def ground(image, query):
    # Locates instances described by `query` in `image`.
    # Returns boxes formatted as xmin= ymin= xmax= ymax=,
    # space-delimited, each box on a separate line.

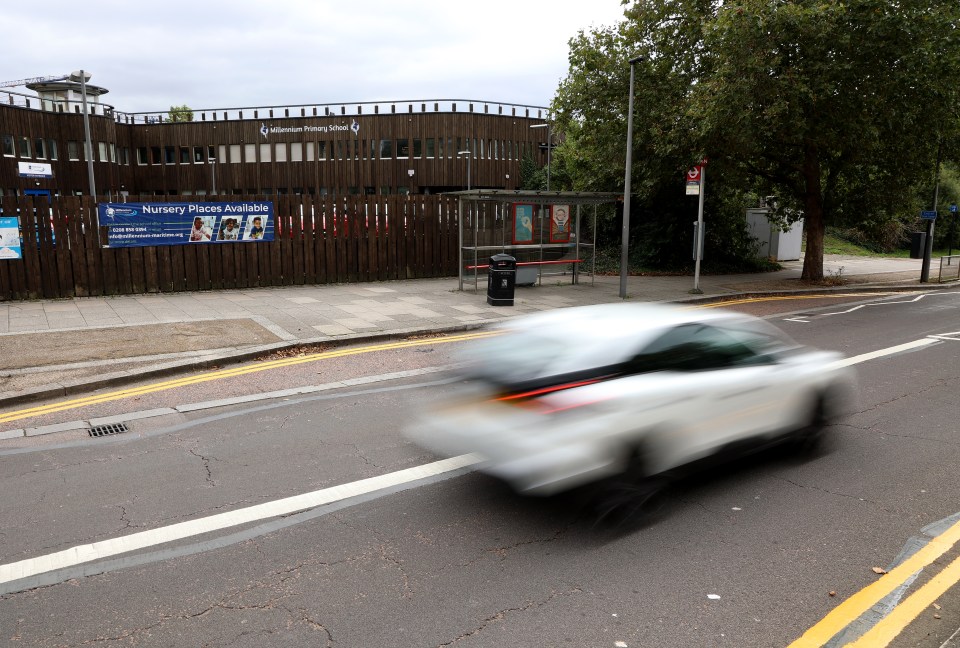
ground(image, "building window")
xmin=274 ymin=142 xmax=287 ymax=162
xmin=291 ymin=142 xmax=303 ymax=162
xmin=426 ymin=138 xmax=435 ymax=158
xmin=18 ymin=136 xmax=31 ymax=158
xmin=306 ymin=142 xmax=315 ymax=160
xmin=99 ymin=142 xmax=109 ymax=162
xmin=2 ymin=134 xmax=15 ymax=157
xmin=230 ymin=144 xmax=242 ymax=163
xmin=180 ymin=147 xmax=190 ymax=164
xmin=136 ymin=146 xmax=147 ymax=165
xmin=337 ymin=141 xmax=345 ymax=160
xmin=118 ymin=147 xmax=128 ymax=165
xmin=208 ymin=145 xmax=215 ymax=162
xmin=378 ymin=139 xmax=392 ymax=158
xmin=413 ymin=139 xmax=422 ymax=158
xmin=164 ymin=146 xmax=175 ymax=164
xmin=151 ymin=146 xmax=162 ymax=164
xmin=48 ymin=140 xmax=58 ymax=160
xmin=193 ymin=146 xmax=204 ymax=163
xmin=244 ymin=143 xmax=256 ymax=162
xmin=34 ymin=138 xmax=46 ymax=159
xmin=318 ymin=141 xmax=328 ymax=160
xmin=110 ymin=143 xmax=117 ymax=163
xmin=259 ymin=143 xmax=271 ymax=162
xmin=396 ymin=139 xmax=410 ymax=158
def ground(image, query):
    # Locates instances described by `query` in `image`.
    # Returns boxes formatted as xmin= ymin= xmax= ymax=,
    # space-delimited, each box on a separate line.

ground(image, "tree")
xmin=552 ymin=0 xmax=960 ymax=280
xmin=168 ymin=104 xmax=194 ymax=123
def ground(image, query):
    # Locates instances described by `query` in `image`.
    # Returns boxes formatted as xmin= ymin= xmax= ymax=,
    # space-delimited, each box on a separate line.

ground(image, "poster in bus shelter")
xmin=0 ymin=216 xmax=22 ymax=259
xmin=98 ymin=202 xmax=274 ymax=248
xmin=512 ymin=203 xmax=535 ymax=244
xmin=549 ymin=204 xmax=571 ymax=243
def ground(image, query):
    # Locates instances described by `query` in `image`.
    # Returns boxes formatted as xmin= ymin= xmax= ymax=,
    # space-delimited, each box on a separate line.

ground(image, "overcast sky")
xmin=1 ymin=1 xmax=626 ymax=115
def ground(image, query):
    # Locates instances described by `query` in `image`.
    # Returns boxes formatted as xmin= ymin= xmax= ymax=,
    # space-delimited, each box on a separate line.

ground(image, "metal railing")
xmin=938 ymin=255 xmax=960 ymax=283
xmin=2 ymin=87 xmax=548 ymax=126
xmin=115 ymin=99 xmax=549 ymax=125
xmin=1 ymin=89 xmax=117 ymax=117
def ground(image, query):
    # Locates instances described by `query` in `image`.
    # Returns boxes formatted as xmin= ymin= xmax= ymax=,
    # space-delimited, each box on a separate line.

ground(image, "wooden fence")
xmin=0 ymin=195 xmax=461 ymax=300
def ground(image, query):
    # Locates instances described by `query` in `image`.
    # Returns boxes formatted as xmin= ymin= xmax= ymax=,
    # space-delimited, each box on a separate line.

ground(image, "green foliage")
xmin=168 ymin=104 xmax=194 ymax=123
xmin=519 ymin=152 xmax=546 ymax=190
xmin=551 ymin=0 xmax=960 ymax=280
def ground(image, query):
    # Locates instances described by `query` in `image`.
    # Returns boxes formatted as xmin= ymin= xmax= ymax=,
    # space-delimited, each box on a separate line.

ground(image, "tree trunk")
xmin=800 ymin=142 xmax=825 ymax=281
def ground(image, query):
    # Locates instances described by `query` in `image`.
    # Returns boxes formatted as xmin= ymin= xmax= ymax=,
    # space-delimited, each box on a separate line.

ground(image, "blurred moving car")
xmin=406 ymin=303 xmax=854 ymax=497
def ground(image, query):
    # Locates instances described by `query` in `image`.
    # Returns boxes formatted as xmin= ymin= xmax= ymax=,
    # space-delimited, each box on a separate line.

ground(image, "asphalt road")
xmin=0 ymin=290 xmax=958 ymax=647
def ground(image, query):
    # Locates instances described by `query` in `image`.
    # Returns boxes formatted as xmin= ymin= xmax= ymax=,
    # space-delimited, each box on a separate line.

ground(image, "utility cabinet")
xmin=746 ymin=208 xmax=803 ymax=261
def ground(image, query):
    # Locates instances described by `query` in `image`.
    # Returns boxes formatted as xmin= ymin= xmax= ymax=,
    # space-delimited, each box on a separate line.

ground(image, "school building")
xmin=0 ymin=76 xmax=551 ymax=200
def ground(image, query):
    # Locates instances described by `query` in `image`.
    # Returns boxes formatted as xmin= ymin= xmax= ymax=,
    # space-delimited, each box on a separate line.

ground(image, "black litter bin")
xmin=910 ymin=232 xmax=927 ymax=259
xmin=487 ymin=253 xmax=516 ymax=306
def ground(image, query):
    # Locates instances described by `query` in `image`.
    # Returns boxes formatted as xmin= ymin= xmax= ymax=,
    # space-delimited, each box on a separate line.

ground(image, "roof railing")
xmin=114 ymin=99 xmax=549 ymax=125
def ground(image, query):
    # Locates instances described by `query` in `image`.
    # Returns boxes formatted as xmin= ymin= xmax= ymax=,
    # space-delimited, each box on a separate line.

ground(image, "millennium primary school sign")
xmin=99 ymin=202 xmax=274 ymax=248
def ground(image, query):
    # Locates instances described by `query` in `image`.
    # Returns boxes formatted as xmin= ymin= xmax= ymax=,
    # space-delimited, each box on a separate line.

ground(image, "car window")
xmin=629 ymin=324 xmax=768 ymax=373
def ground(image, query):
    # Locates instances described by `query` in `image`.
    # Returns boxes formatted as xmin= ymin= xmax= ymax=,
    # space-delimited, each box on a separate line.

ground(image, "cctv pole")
xmin=78 ymin=70 xmax=97 ymax=199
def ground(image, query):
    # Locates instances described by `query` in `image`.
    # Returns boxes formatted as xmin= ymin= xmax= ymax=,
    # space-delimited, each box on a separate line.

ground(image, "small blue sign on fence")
xmin=0 ymin=216 xmax=22 ymax=260
xmin=920 ymin=210 xmax=938 ymax=220
xmin=950 ymin=204 xmax=958 ymax=213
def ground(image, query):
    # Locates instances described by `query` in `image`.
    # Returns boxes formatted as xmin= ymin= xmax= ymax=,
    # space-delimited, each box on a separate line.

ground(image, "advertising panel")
xmin=99 ymin=202 xmax=274 ymax=248
xmin=512 ymin=203 xmax=535 ymax=244
xmin=549 ymin=204 xmax=571 ymax=243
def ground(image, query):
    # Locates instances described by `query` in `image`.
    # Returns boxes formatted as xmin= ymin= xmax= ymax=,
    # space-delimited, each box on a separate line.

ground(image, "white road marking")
xmin=829 ymin=338 xmax=939 ymax=369
xmin=0 ymin=453 xmax=483 ymax=586
xmin=819 ymin=291 xmax=959 ymax=317
xmin=784 ymin=318 xmax=810 ymax=323
xmin=0 ymin=335 xmax=949 ymax=587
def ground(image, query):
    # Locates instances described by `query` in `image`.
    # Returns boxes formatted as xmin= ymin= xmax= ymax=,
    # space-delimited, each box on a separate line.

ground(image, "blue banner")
xmin=99 ymin=202 xmax=274 ymax=247
xmin=0 ymin=216 xmax=22 ymax=260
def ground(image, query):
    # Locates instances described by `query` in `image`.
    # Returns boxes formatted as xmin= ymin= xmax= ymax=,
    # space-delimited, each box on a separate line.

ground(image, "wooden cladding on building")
xmin=0 ymin=195 xmax=461 ymax=300
xmin=1 ymin=103 xmax=549 ymax=198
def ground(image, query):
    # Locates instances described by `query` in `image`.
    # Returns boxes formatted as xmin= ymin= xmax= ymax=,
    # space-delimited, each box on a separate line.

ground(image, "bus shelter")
xmin=449 ymin=190 xmax=621 ymax=291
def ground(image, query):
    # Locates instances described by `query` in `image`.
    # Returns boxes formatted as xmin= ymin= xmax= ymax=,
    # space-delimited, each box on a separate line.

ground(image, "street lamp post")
xmin=70 ymin=70 xmax=96 ymax=199
xmin=620 ymin=55 xmax=644 ymax=299
xmin=457 ymin=150 xmax=472 ymax=190
xmin=530 ymin=122 xmax=551 ymax=191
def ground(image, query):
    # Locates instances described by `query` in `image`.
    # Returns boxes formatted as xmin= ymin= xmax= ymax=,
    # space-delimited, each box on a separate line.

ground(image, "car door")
xmin=628 ymin=323 xmax=783 ymax=469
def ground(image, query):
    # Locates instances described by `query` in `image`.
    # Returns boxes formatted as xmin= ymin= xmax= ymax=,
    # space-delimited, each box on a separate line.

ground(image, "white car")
xmin=407 ymin=302 xmax=853 ymax=497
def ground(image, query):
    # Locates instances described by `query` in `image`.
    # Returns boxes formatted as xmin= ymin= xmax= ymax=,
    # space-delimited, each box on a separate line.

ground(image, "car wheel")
xmin=790 ymin=395 xmax=828 ymax=453
xmin=590 ymin=449 xmax=672 ymax=529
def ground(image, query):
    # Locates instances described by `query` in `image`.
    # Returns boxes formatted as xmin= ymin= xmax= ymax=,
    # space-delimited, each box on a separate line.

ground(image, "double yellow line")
xmin=0 ymin=330 xmax=498 ymax=426
xmin=698 ymin=292 xmax=893 ymax=309
xmin=789 ymin=517 xmax=960 ymax=647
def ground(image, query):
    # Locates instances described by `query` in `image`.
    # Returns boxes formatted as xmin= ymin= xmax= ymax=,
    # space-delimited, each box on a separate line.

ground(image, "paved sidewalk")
xmin=0 ymin=254 xmax=946 ymax=405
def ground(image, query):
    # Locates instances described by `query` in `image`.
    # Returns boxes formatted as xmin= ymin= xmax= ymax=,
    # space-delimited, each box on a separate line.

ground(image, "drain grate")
xmin=89 ymin=423 xmax=129 ymax=438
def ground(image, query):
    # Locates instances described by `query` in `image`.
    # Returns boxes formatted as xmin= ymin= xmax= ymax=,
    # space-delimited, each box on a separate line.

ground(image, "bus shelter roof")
xmin=444 ymin=189 xmax=621 ymax=206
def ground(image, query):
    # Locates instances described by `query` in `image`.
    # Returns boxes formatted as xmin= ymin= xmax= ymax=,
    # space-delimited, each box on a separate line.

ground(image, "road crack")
xmin=437 ymin=586 xmax=583 ymax=646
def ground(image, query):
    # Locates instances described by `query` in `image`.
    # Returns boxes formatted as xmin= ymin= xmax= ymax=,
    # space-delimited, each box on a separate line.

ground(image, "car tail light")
xmin=493 ymin=379 xmax=613 ymax=416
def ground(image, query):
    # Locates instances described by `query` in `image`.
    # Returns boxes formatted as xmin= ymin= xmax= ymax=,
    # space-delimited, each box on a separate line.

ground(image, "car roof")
xmin=465 ymin=303 xmax=769 ymax=384
xmin=497 ymin=302 xmax=744 ymax=340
